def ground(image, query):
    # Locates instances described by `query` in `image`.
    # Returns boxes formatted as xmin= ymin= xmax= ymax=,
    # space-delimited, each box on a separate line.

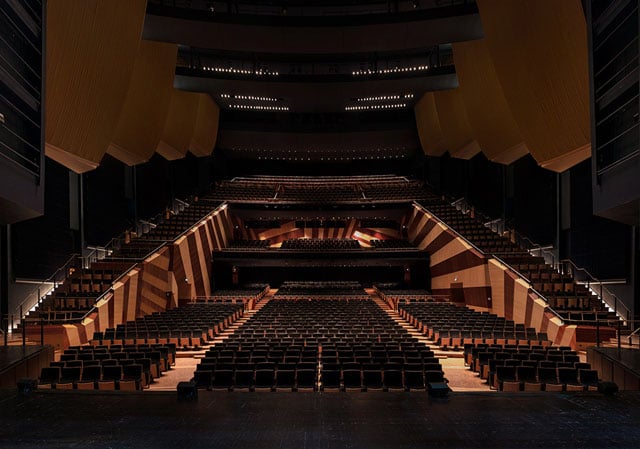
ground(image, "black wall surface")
xmin=11 ymin=158 xmax=76 ymax=279
xmin=423 ymin=152 xmax=630 ymax=281
xmin=11 ymin=153 xmax=215 ymax=279
xmin=561 ymin=158 xmax=631 ymax=280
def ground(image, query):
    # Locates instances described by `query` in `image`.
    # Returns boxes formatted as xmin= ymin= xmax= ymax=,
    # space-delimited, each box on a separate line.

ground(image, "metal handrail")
xmin=16 ymin=195 xmax=216 ymax=329
xmin=24 ymin=202 xmax=227 ymax=326
xmin=11 ymin=253 xmax=82 ymax=326
xmin=413 ymin=201 xmax=565 ymax=324
xmin=434 ymin=197 xmax=633 ymax=326
xmin=560 ymin=258 xmax=631 ymax=324
xmin=491 ymin=255 xmax=565 ymax=322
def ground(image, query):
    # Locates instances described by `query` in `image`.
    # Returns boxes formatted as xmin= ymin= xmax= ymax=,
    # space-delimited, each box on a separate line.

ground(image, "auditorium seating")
xmin=275 ymin=281 xmax=369 ymax=299
xmin=398 ymin=301 xmax=549 ymax=349
xmin=369 ymin=239 xmax=415 ymax=249
xmin=209 ymin=175 xmax=429 ymax=204
xmin=418 ymin=200 xmax=622 ymax=326
xmin=92 ymin=302 xmax=244 ymax=350
xmin=228 ymin=239 xmax=272 ymax=249
xmin=38 ymin=342 xmax=176 ymax=391
xmin=280 ymin=238 xmax=361 ymax=250
xmin=22 ymin=200 xmax=222 ymax=325
xmin=464 ymin=342 xmax=600 ymax=392
xmin=191 ymin=296 xmax=446 ymax=392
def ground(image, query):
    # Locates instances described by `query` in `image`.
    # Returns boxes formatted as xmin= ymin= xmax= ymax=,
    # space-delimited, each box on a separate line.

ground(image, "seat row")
xmin=191 ymin=298 xmax=446 ymax=392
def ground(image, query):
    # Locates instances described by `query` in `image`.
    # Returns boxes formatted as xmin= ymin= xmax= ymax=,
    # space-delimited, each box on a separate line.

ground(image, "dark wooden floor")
xmin=1 ymin=390 xmax=639 ymax=449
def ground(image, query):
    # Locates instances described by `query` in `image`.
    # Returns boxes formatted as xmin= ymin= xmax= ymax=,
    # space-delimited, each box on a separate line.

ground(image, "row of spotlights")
xmin=232 ymin=147 xmax=407 ymax=153
xmin=229 ymin=104 xmax=289 ymax=111
xmin=201 ymin=66 xmax=279 ymax=76
xmin=256 ymin=155 xmax=406 ymax=161
xmin=352 ymin=65 xmax=430 ymax=76
xmin=345 ymin=103 xmax=407 ymax=111
xmin=221 ymin=94 xmax=279 ymax=102
xmin=356 ymin=94 xmax=414 ymax=102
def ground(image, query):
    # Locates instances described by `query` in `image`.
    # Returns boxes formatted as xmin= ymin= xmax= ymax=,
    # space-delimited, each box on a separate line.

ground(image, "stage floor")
xmin=1 ymin=390 xmax=639 ymax=449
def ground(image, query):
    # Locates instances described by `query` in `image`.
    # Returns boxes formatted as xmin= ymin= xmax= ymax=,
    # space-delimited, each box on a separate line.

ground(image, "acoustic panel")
xmin=414 ymin=92 xmax=447 ymax=157
xmin=477 ymin=0 xmax=590 ymax=171
xmin=434 ymin=88 xmax=480 ymax=160
xmin=45 ymin=0 xmax=147 ymax=173
xmin=452 ymin=38 xmax=529 ymax=164
xmin=108 ymin=40 xmax=178 ymax=166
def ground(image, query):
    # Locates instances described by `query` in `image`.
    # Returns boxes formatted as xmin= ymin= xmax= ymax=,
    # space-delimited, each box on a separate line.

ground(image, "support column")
xmin=0 ymin=225 xmax=9 ymax=338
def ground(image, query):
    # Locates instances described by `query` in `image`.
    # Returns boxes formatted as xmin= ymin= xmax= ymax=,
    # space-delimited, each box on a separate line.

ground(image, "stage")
xmin=0 ymin=390 xmax=639 ymax=448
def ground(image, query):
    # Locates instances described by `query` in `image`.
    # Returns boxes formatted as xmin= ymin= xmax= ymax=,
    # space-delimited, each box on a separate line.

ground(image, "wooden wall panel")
xmin=108 ymin=40 xmax=178 ymax=166
xmin=60 ymin=205 xmax=233 ymax=346
xmin=477 ymin=0 xmax=590 ymax=172
xmin=414 ymin=92 xmax=447 ymax=156
xmin=434 ymin=89 xmax=481 ymax=160
xmin=45 ymin=0 xmax=147 ymax=173
xmin=189 ymin=94 xmax=220 ymax=157
xmin=452 ymin=38 xmax=529 ymax=164
xmin=136 ymin=247 xmax=171 ymax=316
xmin=409 ymin=204 xmax=579 ymax=346
xmin=156 ymin=89 xmax=199 ymax=160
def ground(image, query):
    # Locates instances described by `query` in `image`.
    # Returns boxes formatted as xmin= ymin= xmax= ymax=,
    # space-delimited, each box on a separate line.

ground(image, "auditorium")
xmin=0 ymin=0 xmax=639 ymax=447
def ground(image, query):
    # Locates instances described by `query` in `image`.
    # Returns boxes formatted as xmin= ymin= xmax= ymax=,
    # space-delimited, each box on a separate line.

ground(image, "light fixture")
xmin=355 ymin=94 xmax=414 ymax=102
xmin=351 ymin=65 xmax=430 ymax=76
xmin=345 ymin=103 xmax=407 ymax=111
xmin=229 ymin=104 xmax=289 ymax=111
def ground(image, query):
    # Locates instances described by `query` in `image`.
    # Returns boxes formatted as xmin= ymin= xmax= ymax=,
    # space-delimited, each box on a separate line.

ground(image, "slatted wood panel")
xmin=45 ymin=0 xmax=147 ymax=173
xmin=407 ymin=205 xmax=577 ymax=346
xmin=63 ymin=207 xmax=234 ymax=346
xmin=108 ymin=40 xmax=178 ymax=166
xmin=189 ymin=94 xmax=220 ymax=157
xmin=477 ymin=0 xmax=590 ymax=172
xmin=434 ymin=89 xmax=481 ymax=160
xmin=156 ymin=89 xmax=199 ymax=160
xmin=414 ymin=92 xmax=447 ymax=157
xmin=452 ymin=38 xmax=529 ymax=164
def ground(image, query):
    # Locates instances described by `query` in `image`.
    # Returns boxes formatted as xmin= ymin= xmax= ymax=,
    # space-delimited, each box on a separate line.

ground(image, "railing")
xmin=588 ymin=319 xmax=640 ymax=350
xmin=82 ymin=196 xmax=195 ymax=268
xmin=443 ymin=197 xmax=633 ymax=326
xmin=10 ymin=254 xmax=82 ymax=329
xmin=628 ymin=325 xmax=640 ymax=348
xmin=559 ymin=259 xmax=632 ymax=325
xmin=14 ymin=196 xmax=206 ymax=328
xmin=413 ymin=202 xmax=566 ymax=323
xmin=491 ymin=255 xmax=565 ymax=322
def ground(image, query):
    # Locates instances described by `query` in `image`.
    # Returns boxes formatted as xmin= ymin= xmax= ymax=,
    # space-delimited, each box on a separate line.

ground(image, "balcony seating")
xmin=280 ymin=238 xmax=361 ymax=250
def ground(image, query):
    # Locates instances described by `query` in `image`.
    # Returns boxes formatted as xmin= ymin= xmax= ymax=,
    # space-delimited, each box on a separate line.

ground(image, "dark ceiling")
xmin=143 ymin=0 xmax=482 ymax=158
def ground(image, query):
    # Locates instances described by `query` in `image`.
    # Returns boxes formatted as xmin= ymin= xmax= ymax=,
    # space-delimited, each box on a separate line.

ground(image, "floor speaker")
xmin=177 ymin=381 xmax=198 ymax=401
xmin=598 ymin=381 xmax=619 ymax=395
xmin=17 ymin=378 xmax=38 ymax=395
xmin=427 ymin=382 xmax=450 ymax=397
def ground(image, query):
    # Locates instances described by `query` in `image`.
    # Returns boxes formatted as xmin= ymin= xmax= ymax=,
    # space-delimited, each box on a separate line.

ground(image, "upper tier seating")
xmin=280 ymin=238 xmax=361 ymax=250
xmin=228 ymin=239 xmax=272 ymax=249
xmin=369 ymin=239 xmax=415 ymax=249
xmin=209 ymin=175 xmax=429 ymax=203
xmin=275 ymin=281 xmax=367 ymax=298
xmin=24 ymin=201 xmax=221 ymax=325
xmin=418 ymin=200 xmax=621 ymax=325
